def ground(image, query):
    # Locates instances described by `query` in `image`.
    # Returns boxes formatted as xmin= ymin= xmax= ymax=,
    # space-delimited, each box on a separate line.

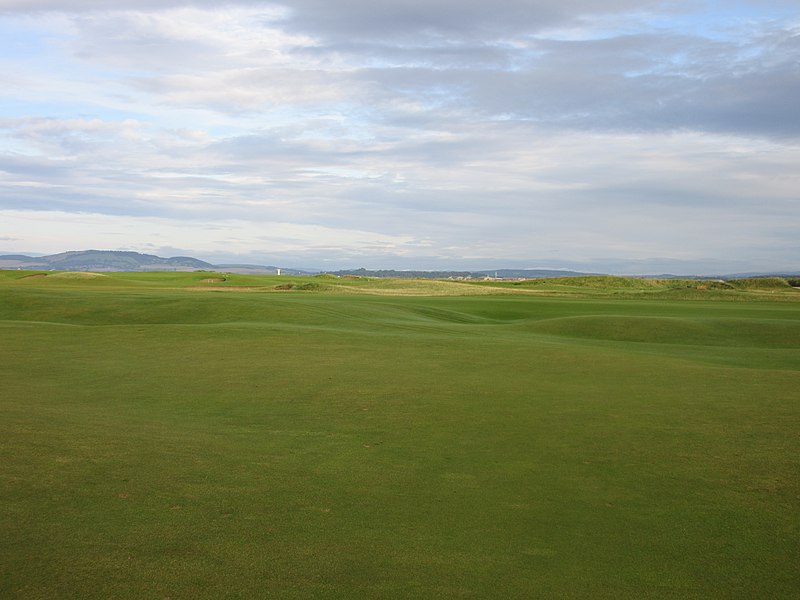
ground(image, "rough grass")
xmin=727 ymin=277 xmax=792 ymax=289
xmin=1 ymin=272 xmax=798 ymax=598
xmin=469 ymin=275 xmax=800 ymax=301
xmin=2 ymin=270 xmax=799 ymax=299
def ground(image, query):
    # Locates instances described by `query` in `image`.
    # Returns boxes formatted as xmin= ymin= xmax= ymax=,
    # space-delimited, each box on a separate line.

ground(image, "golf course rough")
xmin=1 ymin=271 xmax=798 ymax=599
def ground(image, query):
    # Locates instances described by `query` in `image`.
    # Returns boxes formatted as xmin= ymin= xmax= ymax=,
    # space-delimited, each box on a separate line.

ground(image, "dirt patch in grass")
xmin=19 ymin=273 xmax=48 ymax=279
xmin=200 ymin=278 xmax=226 ymax=283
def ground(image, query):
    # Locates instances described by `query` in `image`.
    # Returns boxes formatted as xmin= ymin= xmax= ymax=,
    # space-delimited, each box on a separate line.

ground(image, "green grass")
xmin=467 ymin=274 xmax=800 ymax=301
xmin=1 ymin=272 xmax=798 ymax=598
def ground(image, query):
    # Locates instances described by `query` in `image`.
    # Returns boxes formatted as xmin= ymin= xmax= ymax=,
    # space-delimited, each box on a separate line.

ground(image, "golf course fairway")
xmin=1 ymin=271 xmax=798 ymax=598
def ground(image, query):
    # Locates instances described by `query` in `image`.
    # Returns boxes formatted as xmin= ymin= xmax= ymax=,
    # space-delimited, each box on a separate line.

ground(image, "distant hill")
xmin=0 ymin=250 xmax=307 ymax=274
xmin=0 ymin=253 xmax=596 ymax=277
xmin=0 ymin=250 xmax=214 ymax=272
xmin=0 ymin=250 xmax=796 ymax=279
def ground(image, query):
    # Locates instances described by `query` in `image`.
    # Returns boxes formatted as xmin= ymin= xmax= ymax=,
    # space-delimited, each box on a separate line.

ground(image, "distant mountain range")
xmin=0 ymin=250 xmax=796 ymax=280
xmin=0 ymin=251 xmax=599 ymax=278
xmin=0 ymin=250 xmax=216 ymax=272
xmin=0 ymin=250 xmax=593 ymax=278
xmin=0 ymin=250 xmax=299 ymax=275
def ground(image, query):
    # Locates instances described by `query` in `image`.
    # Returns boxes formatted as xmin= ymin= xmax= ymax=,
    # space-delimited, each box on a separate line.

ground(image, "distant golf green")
xmin=1 ymin=271 xmax=798 ymax=598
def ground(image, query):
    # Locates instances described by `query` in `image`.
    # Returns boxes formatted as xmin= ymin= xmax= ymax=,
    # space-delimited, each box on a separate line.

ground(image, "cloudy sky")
xmin=1 ymin=0 xmax=798 ymax=273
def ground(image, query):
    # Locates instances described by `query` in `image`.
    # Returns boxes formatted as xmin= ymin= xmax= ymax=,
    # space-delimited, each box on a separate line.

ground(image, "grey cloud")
xmin=278 ymin=0 xmax=668 ymax=41
xmin=35 ymin=1 xmax=799 ymax=140
xmin=0 ymin=154 xmax=76 ymax=180
xmin=0 ymin=0 xmax=663 ymax=33
xmin=353 ymin=26 xmax=800 ymax=139
xmin=292 ymin=40 xmax=514 ymax=70
xmin=210 ymin=132 xmax=357 ymax=167
xmin=0 ymin=165 xmax=146 ymax=215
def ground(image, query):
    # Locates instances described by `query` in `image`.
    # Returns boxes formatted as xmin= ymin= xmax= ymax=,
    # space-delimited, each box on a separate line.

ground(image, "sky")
xmin=0 ymin=0 xmax=798 ymax=274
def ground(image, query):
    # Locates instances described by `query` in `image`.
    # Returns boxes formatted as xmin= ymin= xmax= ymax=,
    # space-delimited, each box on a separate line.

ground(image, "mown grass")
xmin=1 ymin=272 xmax=798 ymax=598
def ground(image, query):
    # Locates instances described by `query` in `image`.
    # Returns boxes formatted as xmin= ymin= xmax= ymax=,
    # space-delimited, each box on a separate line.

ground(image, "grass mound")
xmin=528 ymin=315 xmax=800 ymax=347
xmin=728 ymin=277 xmax=792 ymax=290
xmin=474 ymin=275 xmax=800 ymax=300
xmin=506 ymin=275 xmax=650 ymax=289
xmin=4 ymin=270 xmax=799 ymax=300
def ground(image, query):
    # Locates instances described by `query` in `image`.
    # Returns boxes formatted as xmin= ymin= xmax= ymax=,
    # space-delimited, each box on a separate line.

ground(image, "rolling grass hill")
xmin=1 ymin=272 xmax=798 ymax=598
xmin=3 ymin=269 xmax=798 ymax=298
